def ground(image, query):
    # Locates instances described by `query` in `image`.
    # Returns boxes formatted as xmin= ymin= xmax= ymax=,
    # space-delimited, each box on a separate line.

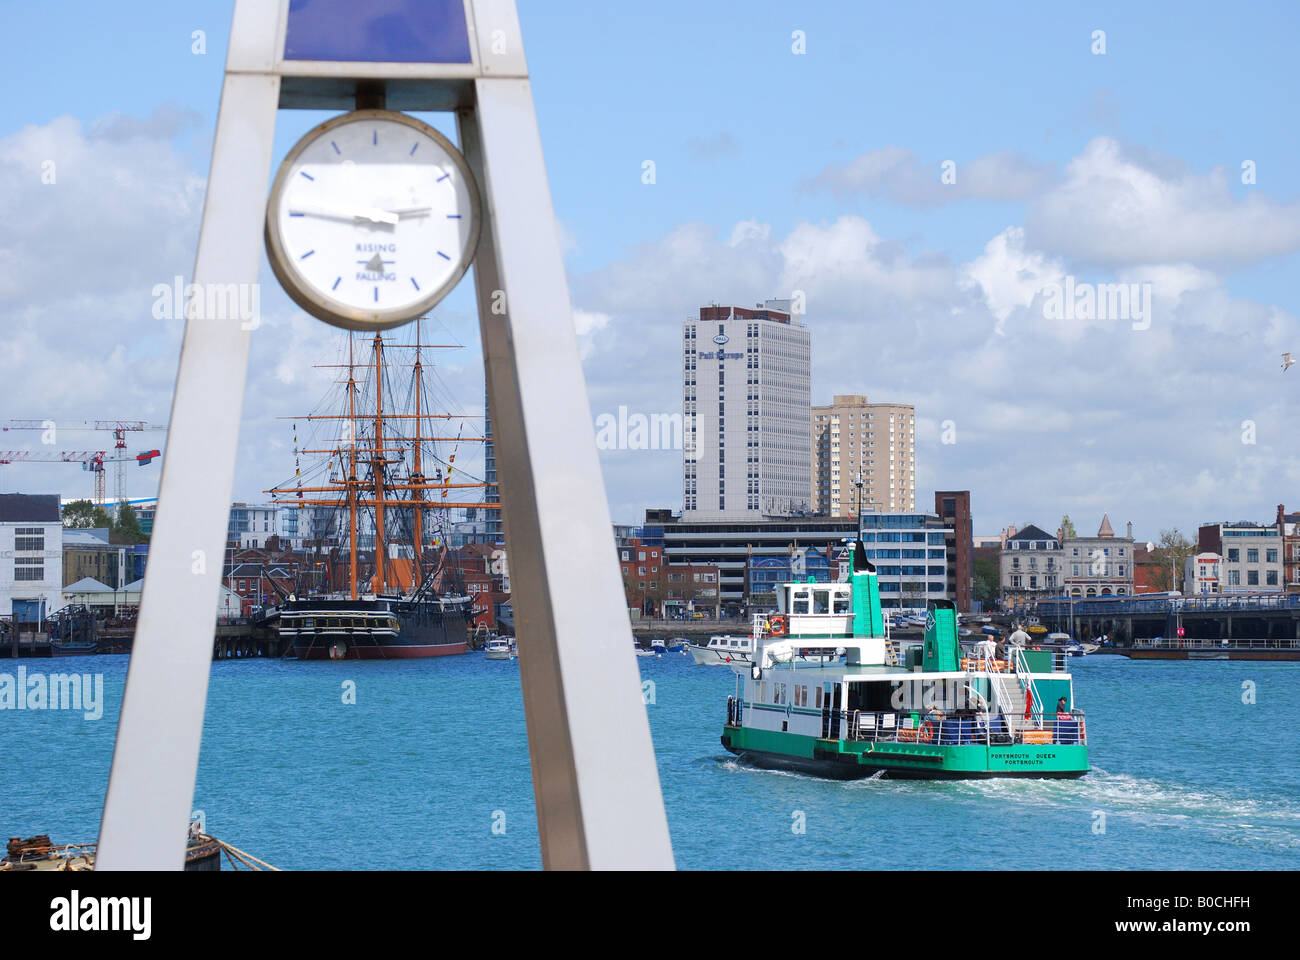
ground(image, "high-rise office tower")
xmin=683 ymin=301 xmax=811 ymax=520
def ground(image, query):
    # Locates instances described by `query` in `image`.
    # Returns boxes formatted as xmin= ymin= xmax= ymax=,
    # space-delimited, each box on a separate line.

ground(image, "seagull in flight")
xmin=1284 ymin=352 xmax=1296 ymax=372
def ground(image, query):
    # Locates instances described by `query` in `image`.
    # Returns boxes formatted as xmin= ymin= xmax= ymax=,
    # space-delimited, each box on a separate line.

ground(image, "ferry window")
xmin=833 ymin=594 xmax=850 ymax=614
xmin=791 ymin=589 xmax=811 ymax=615
xmin=815 ymin=686 xmax=822 ymax=708
xmin=304 ymin=619 xmax=314 ymax=629
xmin=761 ymin=682 xmax=768 ymax=702
xmin=813 ymin=590 xmax=830 ymax=614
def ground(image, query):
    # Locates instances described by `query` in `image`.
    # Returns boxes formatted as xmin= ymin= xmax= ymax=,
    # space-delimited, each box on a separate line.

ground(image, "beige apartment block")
xmin=812 ymin=394 xmax=915 ymax=518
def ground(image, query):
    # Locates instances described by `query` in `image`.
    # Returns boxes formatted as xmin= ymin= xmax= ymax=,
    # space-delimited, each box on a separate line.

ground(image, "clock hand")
xmin=288 ymin=199 xmax=400 ymax=226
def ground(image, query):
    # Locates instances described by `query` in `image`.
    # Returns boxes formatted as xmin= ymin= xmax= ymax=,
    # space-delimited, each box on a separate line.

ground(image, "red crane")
xmin=0 ymin=449 xmax=161 ymax=506
xmin=2 ymin=420 xmax=165 ymax=515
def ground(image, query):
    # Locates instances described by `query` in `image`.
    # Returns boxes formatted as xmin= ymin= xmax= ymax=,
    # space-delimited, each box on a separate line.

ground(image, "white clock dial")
xmin=265 ymin=109 xmax=481 ymax=330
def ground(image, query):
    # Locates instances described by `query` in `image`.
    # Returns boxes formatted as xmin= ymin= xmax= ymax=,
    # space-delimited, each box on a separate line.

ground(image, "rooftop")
xmin=0 ymin=493 xmax=61 ymax=523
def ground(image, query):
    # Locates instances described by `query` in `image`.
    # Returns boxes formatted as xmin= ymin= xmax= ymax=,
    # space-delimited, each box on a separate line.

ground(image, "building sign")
xmin=695 ymin=351 xmax=743 ymax=360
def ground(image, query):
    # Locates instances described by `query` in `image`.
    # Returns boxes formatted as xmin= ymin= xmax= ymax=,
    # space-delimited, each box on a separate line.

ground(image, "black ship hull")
xmin=278 ymin=595 xmax=470 ymax=660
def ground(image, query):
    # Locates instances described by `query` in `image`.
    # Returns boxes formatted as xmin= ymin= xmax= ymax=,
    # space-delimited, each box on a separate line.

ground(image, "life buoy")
xmin=768 ymin=615 xmax=788 ymax=637
xmin=918 ymin=720 xmax=935 ymax=743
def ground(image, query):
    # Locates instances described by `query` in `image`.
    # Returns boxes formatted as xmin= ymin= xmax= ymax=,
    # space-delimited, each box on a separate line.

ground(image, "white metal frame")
xmin=97 ymin=0 xmax=673 ymax=871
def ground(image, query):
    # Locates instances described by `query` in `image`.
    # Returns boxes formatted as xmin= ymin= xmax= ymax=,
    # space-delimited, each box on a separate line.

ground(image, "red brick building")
xmin=445 ymin=542 xmax=511 ymax=631
xmin=1277 ymin=505 xmax=1300 ymax=594
xmin=935 ymin=491 xmax=973 ymax=612
xmin=617 ymin=537 xmax=720 ymax=618
xmin=225 ymin=560 xmax=296 ymax=612
xmin=1132 ymin=543 xmax=1160 ymax=593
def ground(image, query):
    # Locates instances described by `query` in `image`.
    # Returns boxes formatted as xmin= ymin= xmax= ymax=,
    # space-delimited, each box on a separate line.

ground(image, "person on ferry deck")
xmin=1056 ymin=697 xmax=1070 ymax=718
xmin=923 ymin=705 xmax=944 ymax=735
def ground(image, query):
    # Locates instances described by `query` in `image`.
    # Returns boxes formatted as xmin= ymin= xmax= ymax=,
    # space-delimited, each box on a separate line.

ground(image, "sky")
xmin=1 ymin=1 xmax=1298 ymax=542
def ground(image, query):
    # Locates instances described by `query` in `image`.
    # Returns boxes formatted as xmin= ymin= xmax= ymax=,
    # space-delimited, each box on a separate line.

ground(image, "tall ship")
xmin=267 ymin=323 xmax=492 ymax=659
xmin=721 ymin=541 xmax=1089 ymax=779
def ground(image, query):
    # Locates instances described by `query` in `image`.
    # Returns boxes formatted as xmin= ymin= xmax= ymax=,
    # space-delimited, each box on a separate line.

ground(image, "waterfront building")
xmin=446 ymin=542 xmax=511 ymax=630
xmin=61 ymin=527 xmax=113 ymax=586
xmin=1061 ymin=514 xmax=1135 ymax=597
xmin=747 ymin=545 xmax=836 ymax=610
xmin=1184 ymin=552 xmax=1223 ymax=595
xmin=859 ymin=510 xmax=958 ymax=611
xmin=935 ymin=491 xmax=973 ymax=613
xmin=647 ymin=509 xmax=857 ymax=613
xmin=483 ymin=384 xmax=503 ymax=543
xmin=1276 ymin=505 xmax=1300 ymax=594
xmin=225 ymin=561 xmax=295 ymax=611
xmin=1198 ymin=519 xmax=1284 ymax=594
xmin=999 ymin=524 xmax=1063 ymax=608
xmin=617 ymin=536 xmax=720 ymax=618
xmin=229 ymin=502 xmax=280 ymax=549
xmin=682 ymin=301 xmax=811 ymax=520
xmin=0 ymin=493 xmax=63 ymax=620
xmin=811 ymin=394 xmax=915 ymax=516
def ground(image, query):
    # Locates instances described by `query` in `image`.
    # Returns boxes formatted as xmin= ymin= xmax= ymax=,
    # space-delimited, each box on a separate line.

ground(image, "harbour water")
xmin=2 ymin=653 xmax=1297 ymax=869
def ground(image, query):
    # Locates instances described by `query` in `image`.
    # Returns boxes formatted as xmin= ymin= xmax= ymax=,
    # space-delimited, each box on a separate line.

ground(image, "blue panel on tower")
xmin=284 ymin=0 xmax=472 ymax=64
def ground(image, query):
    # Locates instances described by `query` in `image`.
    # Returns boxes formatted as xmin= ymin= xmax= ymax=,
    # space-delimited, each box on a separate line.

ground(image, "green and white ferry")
xmin=721 ymin=542 xmax=1089 ymax=779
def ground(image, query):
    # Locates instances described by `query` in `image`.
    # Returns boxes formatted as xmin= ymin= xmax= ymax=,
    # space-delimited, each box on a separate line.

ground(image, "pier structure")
xmin=1029 ymin=593 xmax=1300 ymax=658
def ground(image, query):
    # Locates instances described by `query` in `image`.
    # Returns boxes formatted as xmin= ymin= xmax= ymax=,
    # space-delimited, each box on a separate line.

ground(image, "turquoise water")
xmin=1 ymin=652 xmax=1297 ymax=869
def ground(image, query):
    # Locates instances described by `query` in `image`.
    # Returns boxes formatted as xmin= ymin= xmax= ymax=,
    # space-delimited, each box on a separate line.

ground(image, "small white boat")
xmin=689 ymin=634 xmax=755 ymax=667
xmin=484 ymin=637 xmax=514 ymax=660
xmin=688 ymin=633 xmax=842 ymax=670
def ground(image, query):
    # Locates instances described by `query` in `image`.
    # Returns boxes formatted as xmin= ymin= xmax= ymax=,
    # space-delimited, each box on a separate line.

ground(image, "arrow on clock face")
xmin=364 ymin=254 xmax=385 ymax=272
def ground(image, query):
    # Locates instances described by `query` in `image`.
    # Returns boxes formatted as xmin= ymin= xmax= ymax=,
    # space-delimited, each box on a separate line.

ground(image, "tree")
xmin=62 ymin=499 xmax=113 ymax=529
xmin=1058 ymin=515 xmax=1077 ymax=539
xmin=111 ymin=503 xmax=148 ymax=544
xmin=1146 ymin=528 xmax=1195 ymax=592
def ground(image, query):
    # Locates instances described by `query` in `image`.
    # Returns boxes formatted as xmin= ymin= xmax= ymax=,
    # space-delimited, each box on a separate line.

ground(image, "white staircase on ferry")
xmin=994 ymin=680 xmax=1030 ymax=736
xmin=978 ymin=653 xmax=1039 ymax=738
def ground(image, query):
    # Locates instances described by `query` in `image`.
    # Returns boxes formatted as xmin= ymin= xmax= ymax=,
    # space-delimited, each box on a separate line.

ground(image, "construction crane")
xmin=0 ymin=449 xmax=161 ymax=507
xmin=2 ymin=420 xmax=166 ymax=516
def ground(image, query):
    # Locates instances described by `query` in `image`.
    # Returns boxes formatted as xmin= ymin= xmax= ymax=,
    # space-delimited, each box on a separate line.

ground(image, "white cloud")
xmin=1026 ymin=137 xmax=1300 ymax=267
xmin=570 ymin=212 xmax=1300 ymax=531
xmin=964 ymin=226 xmax=1065 ymax=325
xmin=804 ymin=147 xmax=1052 ymax=206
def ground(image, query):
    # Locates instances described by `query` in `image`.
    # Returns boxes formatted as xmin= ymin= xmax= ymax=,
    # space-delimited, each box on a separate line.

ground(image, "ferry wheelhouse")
xmin=721 ymin=542 xmax=1089 ymax=779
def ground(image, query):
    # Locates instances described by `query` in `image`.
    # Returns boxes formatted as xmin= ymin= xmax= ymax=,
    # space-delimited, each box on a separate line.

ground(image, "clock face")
xmin=265 ymin=110 xmax=481 ymax=330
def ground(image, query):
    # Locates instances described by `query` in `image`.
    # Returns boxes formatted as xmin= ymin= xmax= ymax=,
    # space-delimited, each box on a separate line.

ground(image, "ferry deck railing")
xmin=722 ymin=698 xmax=1087 ymax=746
xmin=1131 ymin=636 xmax=1300 ymax=650
xmin=842 ymin=709 xmax=1087 ymax=747
xmin=959 ymin=649 xmax=1069 ymax=674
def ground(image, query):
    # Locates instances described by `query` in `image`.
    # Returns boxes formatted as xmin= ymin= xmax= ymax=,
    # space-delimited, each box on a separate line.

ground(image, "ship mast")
xmin=268 ymin=332 xmax=502 ymax=598
xmin=347 ymin=334 xmax=358 ymax=600
xmin=373 ymin=332 xmax=387 ymax=594
xmin=412 ymin=321 xmax=426 ymax=587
